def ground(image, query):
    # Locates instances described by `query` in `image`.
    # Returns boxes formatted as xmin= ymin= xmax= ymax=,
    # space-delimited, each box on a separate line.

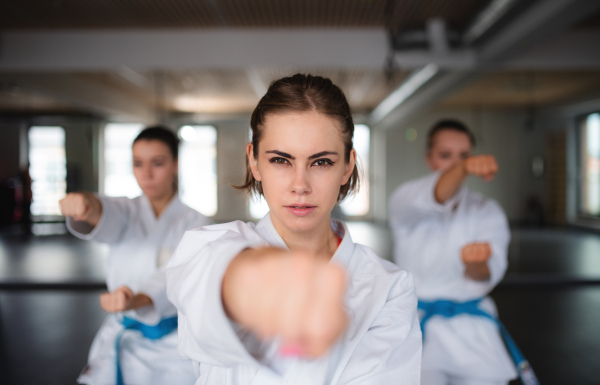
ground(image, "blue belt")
xmin=418 ymin=298 xmax=540 ymax=385
xmin=115 ymin=316 xmax=178 ymax=385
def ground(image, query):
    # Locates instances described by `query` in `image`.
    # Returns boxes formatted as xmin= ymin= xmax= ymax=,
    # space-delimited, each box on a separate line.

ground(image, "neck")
xmin=148 ymin=191 xmax=176 ymax=218
xmin=271 ymin=214 xmax=338 ymax=260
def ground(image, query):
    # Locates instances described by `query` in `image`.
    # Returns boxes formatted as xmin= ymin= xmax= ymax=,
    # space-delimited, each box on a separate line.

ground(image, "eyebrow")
xmin=265 ymin=150 xmax=339 ymax=160
xmin=308 ymin=151 xmax=339 ymax=160
xmin=266 ymin=150 xmax=294 ymax=159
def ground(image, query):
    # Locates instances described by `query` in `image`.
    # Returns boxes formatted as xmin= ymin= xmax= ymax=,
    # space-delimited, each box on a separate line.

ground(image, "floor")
xmin=1 ymin=224 xmax=599 ymax=384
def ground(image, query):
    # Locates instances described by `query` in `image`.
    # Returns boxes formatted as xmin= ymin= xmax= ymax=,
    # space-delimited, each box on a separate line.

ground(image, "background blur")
xmin=1 ymin=0 xmax=599 ymax=384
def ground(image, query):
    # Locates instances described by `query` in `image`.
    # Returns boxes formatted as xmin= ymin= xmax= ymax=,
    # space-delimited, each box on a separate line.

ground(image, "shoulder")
xmin=389 ymin=173 xmax=438 ymax=202
xmin=178 ymin=204 xmax=213 ymax=227
xmin=99 ymin=195 xmax=134 ymax=205
xmin=178 ymin=220 xmax=261 ymax=247
xmin=97 ymin=195 xmax=137 ymax=214
xmin=351 ymin=243 xmax=415 ymax=296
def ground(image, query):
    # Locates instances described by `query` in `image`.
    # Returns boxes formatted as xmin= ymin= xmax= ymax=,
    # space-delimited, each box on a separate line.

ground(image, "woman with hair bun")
xmin=166 ymin=74 xmax=422 ymax=384
xmin=60 ymin=126 xmax=211 ymax=385
xmin=388 ymin=120 xmax=536 ymax=385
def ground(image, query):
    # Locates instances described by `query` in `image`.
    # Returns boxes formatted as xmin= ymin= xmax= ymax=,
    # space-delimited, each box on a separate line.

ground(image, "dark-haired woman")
xmin=166 ymin=74 xmax=422 ymax=384
xmin=388 ymin=120 xmax=518 ymax=385
xmin=60 ymin=126 xmax=211 ymax=384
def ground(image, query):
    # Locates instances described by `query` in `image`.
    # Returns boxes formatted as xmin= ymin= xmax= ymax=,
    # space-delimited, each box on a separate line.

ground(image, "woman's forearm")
xmin=464 ymin=262 xmax=490 ymax=281
xmin=434 ymin=161 xmax=467 ymax=204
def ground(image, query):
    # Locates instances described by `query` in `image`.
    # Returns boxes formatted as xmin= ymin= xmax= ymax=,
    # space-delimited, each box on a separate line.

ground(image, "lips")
xmin=284 ymin=204 xmax=316 ymax=217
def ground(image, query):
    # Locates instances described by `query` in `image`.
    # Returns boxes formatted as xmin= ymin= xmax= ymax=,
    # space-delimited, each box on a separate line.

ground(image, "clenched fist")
xmin=100 ymin=285 xmax=135 ymax=313
xmin=222 ymin=247 xmax=348 ymax=358
xmin=461 ymin=242 xmax=491 ymax=281
xmin=59 ymin=192 xmax=102 ymax=226
xmin=461 ymin=242 xmax=492 ymax=264
xmin=464 ymin=155 xmax=498 ymax=181
xmin=99 ymin=285 xmax=152 ymax=313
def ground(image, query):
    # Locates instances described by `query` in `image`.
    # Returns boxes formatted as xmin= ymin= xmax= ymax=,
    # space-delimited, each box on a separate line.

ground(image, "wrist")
xmin=464 ymin=261 xmax=490 ymax=281
xmin=129 ymin=293 xmax=153 ymax=310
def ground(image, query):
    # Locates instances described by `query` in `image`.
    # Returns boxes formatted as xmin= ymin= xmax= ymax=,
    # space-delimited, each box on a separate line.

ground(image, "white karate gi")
xmin=166 ymin=215 xmax=422 ymax=385
xmin=388 ymin=172 xmax=517 ymax=384
xmin=67 ymin=194 xmax=211 ymax=385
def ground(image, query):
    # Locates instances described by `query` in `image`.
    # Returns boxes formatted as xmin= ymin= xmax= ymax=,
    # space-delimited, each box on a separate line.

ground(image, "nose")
xmin=290 ymin=168 xmax=311 ymax=195
xmin=141 ymin=164 xmax=153 ymax=179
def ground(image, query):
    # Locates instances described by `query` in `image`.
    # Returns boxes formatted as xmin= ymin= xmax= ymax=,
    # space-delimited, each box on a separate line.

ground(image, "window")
xmin=248 ymin=124 xmax=371 ymax=219
xmin=102 ymin=123 xmax=144 ymax=198
xmin=580 ymin=113 xmax=600 ymax=216
xmin=249 ymin=194 xmax=270 ymax=220
xmin=340 ymin=124 xmax=370 ymax=217
xmin=178 ymin=125 xmax=218 ymax=217
xmin=28 ymin=126 xmax=66 ymax=219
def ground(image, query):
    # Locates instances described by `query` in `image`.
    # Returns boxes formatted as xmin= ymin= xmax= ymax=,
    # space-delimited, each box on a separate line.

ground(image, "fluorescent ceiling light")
xmin=463 ymin=0 xmax=519 ymax=45
xmin=370 ymin=63 xmax=439 ymax=124
xmin=115 ymin=66 xmax=148 ymax=88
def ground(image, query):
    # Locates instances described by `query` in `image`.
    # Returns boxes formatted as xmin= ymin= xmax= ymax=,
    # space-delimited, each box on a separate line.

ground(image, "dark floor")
xmin=1 ymin=224 xmax=599 ymax=384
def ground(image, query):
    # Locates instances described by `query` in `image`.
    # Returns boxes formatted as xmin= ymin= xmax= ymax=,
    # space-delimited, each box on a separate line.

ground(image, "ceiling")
xmin=0 ymin=0 xmax=489 ymax=30
xmin=0 ymin=0 xmax=599 ymax=122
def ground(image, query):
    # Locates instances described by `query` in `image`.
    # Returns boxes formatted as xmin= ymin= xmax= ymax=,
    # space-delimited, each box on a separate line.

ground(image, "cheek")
xmin=430 ymin=157 xmax=449 ymax=171
xmin=315 ymin=172 xmax=344 ymax=198
xmin=153 ymin=166 xmax=172 ymax=181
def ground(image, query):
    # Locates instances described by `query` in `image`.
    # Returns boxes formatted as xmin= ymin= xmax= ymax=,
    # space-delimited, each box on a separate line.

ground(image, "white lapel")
xmin=138 ymin=195 xmax=183 ymax=268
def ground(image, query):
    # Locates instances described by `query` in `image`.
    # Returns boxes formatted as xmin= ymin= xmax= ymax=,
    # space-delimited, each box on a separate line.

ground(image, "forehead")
xmin=431 ymin=129 xmax=472 ymax=149
xmin=260 ymin=111 xmax=344 ymax=152
xmin=132 ymin=139 xmax=172 ymax=156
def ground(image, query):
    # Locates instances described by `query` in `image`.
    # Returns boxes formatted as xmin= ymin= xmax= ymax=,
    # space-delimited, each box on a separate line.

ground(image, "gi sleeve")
xmin=337 ymin=271 xmax=422 ymax=385
xmin=388 ymin=172 xmax=462 ymax=228
xmin=66 ymin=196 xmax=129 ymax=244
xmin=463 ymin=199 xmax=510 ymax=294
xmin=166 ymin=222 xmax=268 ymax=367
xmin=134 ymin=266 xmax=176 ymax=324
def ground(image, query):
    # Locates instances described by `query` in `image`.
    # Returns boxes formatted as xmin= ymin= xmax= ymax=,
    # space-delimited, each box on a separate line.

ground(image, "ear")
xmin=342 ymin=149 xmax=357 ymax=185
xmin=247 ymin=143 xmax=261 ymax=181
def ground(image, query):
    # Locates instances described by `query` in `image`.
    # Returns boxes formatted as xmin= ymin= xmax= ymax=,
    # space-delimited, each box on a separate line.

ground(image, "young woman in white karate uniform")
xmin=166 ymin=74 xmax=422 ymax=385
xmin=60 ymin=126 xmax=211 ymax=385
xmin=388 ymin=120 xmax=530 ymax=385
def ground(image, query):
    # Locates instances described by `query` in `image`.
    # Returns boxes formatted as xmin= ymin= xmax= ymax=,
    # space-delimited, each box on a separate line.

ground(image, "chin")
xmin=280 ymin=211 xmax=325 ymax=233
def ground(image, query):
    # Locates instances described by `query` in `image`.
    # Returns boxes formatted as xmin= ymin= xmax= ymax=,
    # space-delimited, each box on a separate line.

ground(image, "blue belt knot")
xmin=418 ymin=298 xmax=540 ymax=385
xmin=115 ymin=315 xmax=178 ymax=385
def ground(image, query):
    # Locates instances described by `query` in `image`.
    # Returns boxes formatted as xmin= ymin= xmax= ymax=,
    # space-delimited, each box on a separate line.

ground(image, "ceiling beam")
xmin=372 ymin=0 xmax=600 ymax=128
xmin=479 ymin=0 xmax=600 ymax=63
xmin=0 ymin=29 xmax=389 ymax=71
xmin=0 ymin=29 xmax=502 ymax=72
